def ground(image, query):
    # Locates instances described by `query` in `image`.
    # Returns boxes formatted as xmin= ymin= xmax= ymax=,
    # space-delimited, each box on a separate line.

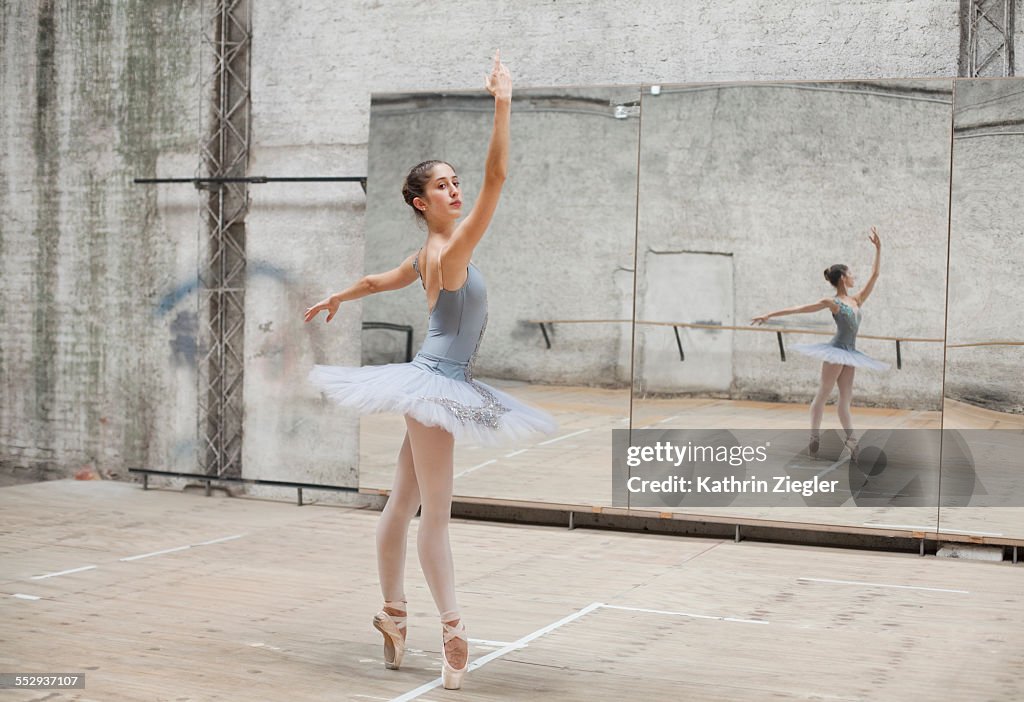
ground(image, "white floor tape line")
xmin=453 ymin=460 xmax=497 ymax=480
xmin=30 ymin=565 xmax=97 ymax=580
xmin=798 ymin=577 xmax=969 ymax=594
xmin=387 ymin=599 xmax=769 ymax=701
xmin=599 ymin=603 xmax=770 ymax=625
xmin=388 ymin=602 xmax=603 ymax=702
xmin=538 ymin=428 xmax=591 ymax=445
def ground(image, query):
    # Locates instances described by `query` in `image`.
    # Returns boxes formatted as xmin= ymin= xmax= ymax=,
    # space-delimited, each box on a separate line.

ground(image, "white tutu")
xmin=308 ymin=361 xmax=559 ymax=447
xmin=789 ymin=343 xmax=890 ymax=370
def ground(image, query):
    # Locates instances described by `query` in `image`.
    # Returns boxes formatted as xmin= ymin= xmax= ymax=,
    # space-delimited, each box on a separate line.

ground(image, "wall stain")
xmin=33 ymin=0 xmax=58 ymax=443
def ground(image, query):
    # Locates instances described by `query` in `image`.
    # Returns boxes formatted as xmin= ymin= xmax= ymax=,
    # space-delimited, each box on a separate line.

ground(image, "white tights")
xmin=809 ymin=362 xmax=856 ymax=439
xmin=375 ymin=415 xmax=458 ymax=618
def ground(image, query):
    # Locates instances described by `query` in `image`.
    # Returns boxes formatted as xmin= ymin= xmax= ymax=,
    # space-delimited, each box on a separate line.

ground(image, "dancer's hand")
xmin=484 ymin=49 xmax=511 ymax=101
xmin=751 ymin=314 xmax=770 ymax=325
xmin=304 ymin=294 xmax=340 ymax=323
xmin=869 ymin=226 xmax=881 ymax=249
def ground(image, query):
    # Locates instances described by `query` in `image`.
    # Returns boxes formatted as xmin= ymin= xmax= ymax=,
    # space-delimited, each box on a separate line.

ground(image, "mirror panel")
xmin=362 ymin=86 xmax=641 ymax=506
xmin=630 ymin=80 xmax=954 ymax=532
xmin=940 ymin=77 xmax=1024 ymax=542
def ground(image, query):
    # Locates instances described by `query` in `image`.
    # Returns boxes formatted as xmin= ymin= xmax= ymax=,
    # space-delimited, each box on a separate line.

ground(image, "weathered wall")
xmin=0 ymin=2 xmax=203 ymax=481
xmin=8 ymin=0 xmax=1024 ymax=483
xmin=251 ymin=0 xmax=963 ymax=149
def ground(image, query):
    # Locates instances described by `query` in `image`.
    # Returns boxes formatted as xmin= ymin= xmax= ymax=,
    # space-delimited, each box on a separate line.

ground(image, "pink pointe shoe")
xmin=440 ymin=610 xmax=469 ymax=690
xmin=372 ymin=600 xmax=407 ymax=670
xmin=844 ymin=436 xmax=860 ymax=463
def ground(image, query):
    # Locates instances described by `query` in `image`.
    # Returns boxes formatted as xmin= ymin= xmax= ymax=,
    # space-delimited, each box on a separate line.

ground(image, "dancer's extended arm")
xmin=854 ymin=226 xmax=881 ymax=306
xmin=303 ymin=252 xmax=420 ymax=323
xmin=751 ymin=298 xmax=834 ymax=325
xmin=443 ymin=50 xmax=511 ymax=268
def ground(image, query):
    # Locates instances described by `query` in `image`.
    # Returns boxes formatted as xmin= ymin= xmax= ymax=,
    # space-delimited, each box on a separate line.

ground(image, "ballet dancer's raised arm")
xmin=751 ymin=298 xmax=834 ymax=325
xmin=303 ymin=252 xmax=421 ymax=323
xmin=441 ymin=49 xmax=511 ymax=270
xmin=852 ymin=227 xmax=881 ymax=307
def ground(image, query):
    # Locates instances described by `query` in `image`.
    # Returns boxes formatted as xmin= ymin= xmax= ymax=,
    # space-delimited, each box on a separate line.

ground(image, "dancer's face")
xmin=414 ymin=164 xmax=462 ymax=223
xmin=842 ymin=270 xmax=855 ymax=288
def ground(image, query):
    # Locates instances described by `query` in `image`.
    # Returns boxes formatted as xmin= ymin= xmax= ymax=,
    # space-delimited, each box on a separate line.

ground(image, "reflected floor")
xmin=360 ymin=389 xmax=1024 ymax=542
xmin=943 ymin=398 xmax=1024 ymax=430
xmin=359 ymin=378 xmax=628 ymax=507
xmin=632 ymin=396 xmax=942 ymax=430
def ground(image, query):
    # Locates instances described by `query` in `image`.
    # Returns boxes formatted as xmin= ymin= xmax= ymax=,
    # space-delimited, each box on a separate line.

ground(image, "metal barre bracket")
xmin=133 ymin=176 xmax=368 ymax=193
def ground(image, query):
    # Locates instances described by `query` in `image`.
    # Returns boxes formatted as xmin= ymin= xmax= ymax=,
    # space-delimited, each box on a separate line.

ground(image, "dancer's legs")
xmin=404 ymin=415 xmax=467 ymax=669
xmin=376 ymin=432 xmax=421 ymax=631
xmin=810 ymin=362 xmax=845 ymax=438
xmin=836 ymin=364 xmax=856 ymax=438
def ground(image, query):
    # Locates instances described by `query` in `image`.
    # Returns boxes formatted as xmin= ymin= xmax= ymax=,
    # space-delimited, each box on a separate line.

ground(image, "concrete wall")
xmin=1 ymin=1 xmax=203 ymax=481
xmin=7 ymin=0 xmax=1023 ymax=483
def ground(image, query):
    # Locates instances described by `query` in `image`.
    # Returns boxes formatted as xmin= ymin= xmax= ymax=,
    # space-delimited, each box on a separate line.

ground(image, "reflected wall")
xmin=940 ymin=77 xmax=1024 ymax=540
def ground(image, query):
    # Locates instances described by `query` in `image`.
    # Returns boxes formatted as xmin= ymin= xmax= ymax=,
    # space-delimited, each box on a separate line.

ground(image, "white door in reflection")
xmin=637 ymin=250 xmax=734 ymax=394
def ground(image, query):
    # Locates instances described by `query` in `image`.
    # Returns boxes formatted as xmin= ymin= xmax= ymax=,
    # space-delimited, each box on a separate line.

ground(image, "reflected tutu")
xmin=789 ymin=342 xmax=890 ymax=370
xmin=308 ymin=359 xmax=559 ymax=447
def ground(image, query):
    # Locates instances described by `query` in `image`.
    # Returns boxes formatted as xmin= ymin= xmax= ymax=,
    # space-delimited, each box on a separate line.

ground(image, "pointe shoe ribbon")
xmin=373 ymin=600 xmax=407 ymax=670
xmin=440 ymin=612 xmax=469 ymax=690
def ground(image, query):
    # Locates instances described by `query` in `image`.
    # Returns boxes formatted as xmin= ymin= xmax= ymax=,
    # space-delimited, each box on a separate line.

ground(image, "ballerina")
xmin=752 ymin=227 xmax=888 ymax=460
xmin=303 ymin=50 xmax=556 ymax=689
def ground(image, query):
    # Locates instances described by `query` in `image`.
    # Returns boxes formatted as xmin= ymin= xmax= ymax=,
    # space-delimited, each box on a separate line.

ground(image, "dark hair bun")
xmin=823 ymin=264 xmax=848 ymax=288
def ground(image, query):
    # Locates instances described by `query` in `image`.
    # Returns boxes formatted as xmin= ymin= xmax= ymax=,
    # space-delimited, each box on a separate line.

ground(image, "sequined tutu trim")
xmin=789 ymin=343 xmax=890 ymax=370
xmin=308 ymin=362 xmax=559 ymax=446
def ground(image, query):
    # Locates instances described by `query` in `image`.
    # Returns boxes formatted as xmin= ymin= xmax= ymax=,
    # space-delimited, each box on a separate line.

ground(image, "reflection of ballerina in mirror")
xmin=751 ymin=227 xmax=888 ymax=460
xmin=302 ymin=50 xmax=556 ymax=690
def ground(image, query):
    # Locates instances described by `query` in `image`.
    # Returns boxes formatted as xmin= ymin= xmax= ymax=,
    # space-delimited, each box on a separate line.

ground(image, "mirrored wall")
xmin=357 ymin=78 xmax=1023 ymax=543
xmin=361 ymin=86 xmax=641 ymax=506
xmin=940 ymin=78 xmax=1024 ymax=542
xmin=630 ymin=79 xmax=953 ymax=533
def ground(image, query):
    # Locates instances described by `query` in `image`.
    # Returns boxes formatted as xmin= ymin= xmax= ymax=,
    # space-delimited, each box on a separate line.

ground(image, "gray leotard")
xmin=409 ymin=248 xmax=510 ymax=427
xmin=410 ymin=248 xmax=490 ymax=382
xmin=830 ymin=296 xmax=861 ymax=351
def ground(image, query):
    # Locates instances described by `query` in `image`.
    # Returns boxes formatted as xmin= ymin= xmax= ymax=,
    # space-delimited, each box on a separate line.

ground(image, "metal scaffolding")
xmin=962 ymin=0 xmax=1016 ymax=76
xmin=198 ymin=0 xmax=251 ymax=478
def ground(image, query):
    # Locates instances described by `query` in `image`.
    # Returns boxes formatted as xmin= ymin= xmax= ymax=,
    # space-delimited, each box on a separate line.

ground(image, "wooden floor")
xmin=360 ymin=381 xmax=1024 ymax=542
xmin=2 ymin=479 xmax=1022 ymax=701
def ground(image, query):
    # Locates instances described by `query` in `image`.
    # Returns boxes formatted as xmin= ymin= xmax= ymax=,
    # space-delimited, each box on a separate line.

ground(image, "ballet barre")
xmin=645 ymin=322 xmax=945 ymax=370
xmin=133 ymin=175 xmax=368 ymax=192
xmin=525 ymin=319 xmax=631 ymax=351
xmin=363 ymin=322 xmax=414 ymax=362
xmin=527 ymin=319 xmax=947 ymax=370
xmin=945 ymin=340 xmax=1024 ymax=348
xmin=127 ymin=468 xmax=357 ymax=506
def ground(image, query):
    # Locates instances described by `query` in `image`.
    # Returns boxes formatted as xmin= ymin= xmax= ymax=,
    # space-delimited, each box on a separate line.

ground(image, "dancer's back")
xmin=830 ymin=297 xmax=861 ymax=351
